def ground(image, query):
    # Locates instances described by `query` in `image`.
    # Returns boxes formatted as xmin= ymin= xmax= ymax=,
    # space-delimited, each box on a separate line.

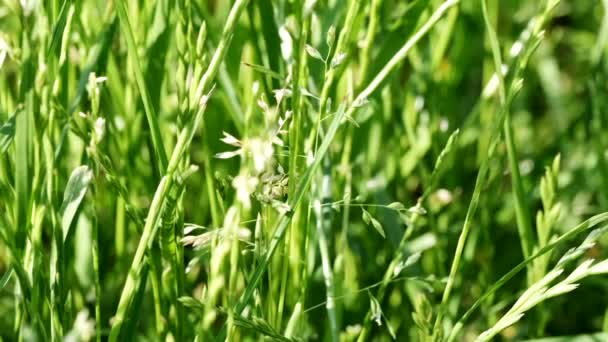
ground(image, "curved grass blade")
xmin=46 ymin=0 xmax=72 ymax=59
xmin=448 ymin=212 xmax=608 ymax=341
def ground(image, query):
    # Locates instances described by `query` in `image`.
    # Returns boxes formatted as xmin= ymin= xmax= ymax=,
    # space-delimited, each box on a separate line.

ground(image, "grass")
xmin=1 ymin=0 xmax=608 ymax=341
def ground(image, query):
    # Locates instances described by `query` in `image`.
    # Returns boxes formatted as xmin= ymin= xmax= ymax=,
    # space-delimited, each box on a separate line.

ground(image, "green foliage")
xmin=1 ymin=0 xmax=608 ymax=341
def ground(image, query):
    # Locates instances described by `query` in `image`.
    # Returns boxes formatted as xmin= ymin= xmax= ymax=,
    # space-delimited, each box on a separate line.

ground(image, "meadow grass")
xmin=1 ymin=0 xmax=608 ymax=341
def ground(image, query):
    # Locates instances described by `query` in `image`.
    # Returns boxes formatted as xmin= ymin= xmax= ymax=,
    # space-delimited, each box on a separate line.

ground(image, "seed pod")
xmin=196 ymin=22 xmax=207 ymax=59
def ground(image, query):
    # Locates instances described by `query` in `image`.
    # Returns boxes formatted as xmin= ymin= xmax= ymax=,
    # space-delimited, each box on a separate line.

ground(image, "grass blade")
xmin=116 ymin=0 xmax=168 ymax=172
xmin=61 ymin=165 xmax=93 ymax=241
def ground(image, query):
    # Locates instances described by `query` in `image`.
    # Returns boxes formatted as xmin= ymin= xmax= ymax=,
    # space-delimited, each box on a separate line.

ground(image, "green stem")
xmin=116 ymin=0 xmax=168 ymax=173
xmin=351 ymin=0 xmax=459 ymax=108
xmin=109 ymin=0 xmax=249 ymax=339
xmin=433 ymin=0 xmax=552 ymax=336
xmin=220 ymin=3 xmax=459 ymax=341
xmin=432 ymin=106 xmax=506 ymax=341
xmin=448 ymin=213 xmax=608 ymax=342
xmin=358 ymin=0 xmax=382 ymax=87
xmin=317 ymin=159 xmax=339 ymax=342
xmin=504 ymin=112 xmax=535 ymax=260
xmin=482 ymin=0 xmax=535 ymax=273
xmin=92 ymin=209 xmax=102 ymax=342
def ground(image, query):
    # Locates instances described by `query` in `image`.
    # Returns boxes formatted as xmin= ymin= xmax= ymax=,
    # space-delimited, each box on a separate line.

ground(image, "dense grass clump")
xmin=2 ymin=0 xmax=608 ymax=341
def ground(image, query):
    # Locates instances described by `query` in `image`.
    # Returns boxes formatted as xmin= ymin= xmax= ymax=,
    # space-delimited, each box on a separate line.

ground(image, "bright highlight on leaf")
xmin=61 ymin=165 xmax=93 ymax=241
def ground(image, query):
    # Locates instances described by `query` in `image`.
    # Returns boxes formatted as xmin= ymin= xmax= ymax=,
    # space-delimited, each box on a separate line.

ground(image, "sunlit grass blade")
xmin=115 ymin=0 xmax=168 ymax=173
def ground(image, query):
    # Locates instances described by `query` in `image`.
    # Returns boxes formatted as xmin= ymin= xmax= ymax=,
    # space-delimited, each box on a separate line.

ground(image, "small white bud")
xmin=305 ymin=44 xmax=324 ymax=61
xmin=94 ymin=117 xmax=106 ymax=142
xmin=331 ymin=52 xmax=347 ymax=69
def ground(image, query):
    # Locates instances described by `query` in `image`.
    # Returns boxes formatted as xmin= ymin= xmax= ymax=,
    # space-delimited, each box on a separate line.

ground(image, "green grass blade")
xmin=60 ymin=165 xmax=93 ymax=241
xmin=109 ymin=1 xmax=249 ymax=339
xmin=223 ymin=105 xmax=346 ymax=340
xmin=448 ymin=212 xmax=608 ymax=341
xmin=0 ymin=109 xmax=18 ymax=153
xmin=115 ymin=0 xmax=168 ymax=172
xmin=482 ymin=0 xmax=535 ymax=262
xmin=46 ymin=0 xmax=72 ymax=59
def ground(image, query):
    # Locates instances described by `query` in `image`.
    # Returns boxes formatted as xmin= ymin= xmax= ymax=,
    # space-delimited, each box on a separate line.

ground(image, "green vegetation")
xmin=1 ymin=0 xmax=608 ymax=341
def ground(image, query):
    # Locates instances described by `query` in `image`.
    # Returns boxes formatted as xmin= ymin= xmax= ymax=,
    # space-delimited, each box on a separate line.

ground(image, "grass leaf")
xmin=0 ymin=109 xmax=17 ymax=153
xmin=0 ymin=268 xmax=12 ymax=290
xmin=61 ymin=165 xmax=93 ymax=241
xmin=362 ymin=208 xmax=385 ymax=238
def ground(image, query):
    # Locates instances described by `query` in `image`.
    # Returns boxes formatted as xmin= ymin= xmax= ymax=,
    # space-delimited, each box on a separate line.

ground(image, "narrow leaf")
xmin=362 ymin=209 xmax=385 ymax=238
xmin=369 ymin=293 xmax=383 ymax=326
xmin=61 ymin=165 xmax=93 ymax=241
xmin=362 ymin=208 xmax=372 ymax=225
xmin=305 ymin=44 xmax=324 ymax=61
xmin=0 ymin=268 xmax=12 ymax=290
xmin=241 ymin=62 xmax=282 ymax=80
xmin=46 ymin=0 xmax=72 ymax=58
xmin=387 ymin=202 xmax=405 ymax=211
xmin=0 ymin=109 xmax=18 ymax=153
xmin=371 ymin=217 xmax=385 ymax=238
